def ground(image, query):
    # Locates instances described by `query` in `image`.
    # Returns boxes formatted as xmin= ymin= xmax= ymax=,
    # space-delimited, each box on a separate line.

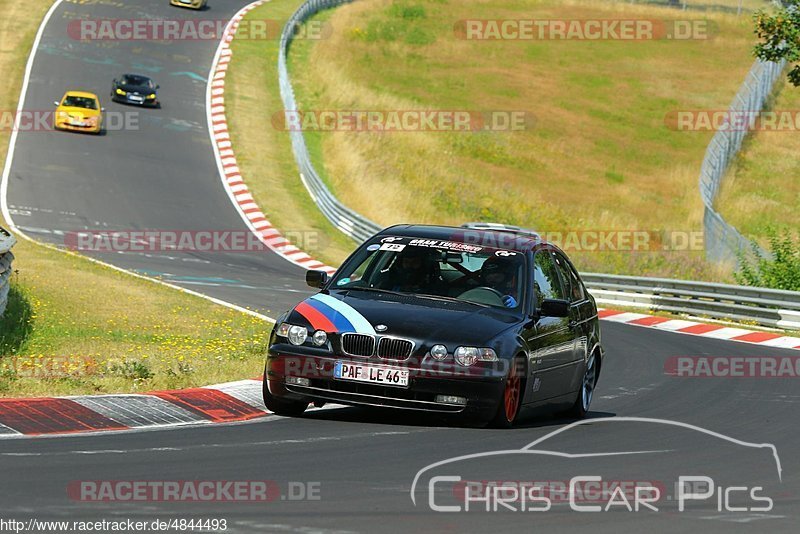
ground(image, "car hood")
xmin=287 ymin=290 xmax=522 ymax=346
xmin=57 ymin=106 xmax=100 ymax=119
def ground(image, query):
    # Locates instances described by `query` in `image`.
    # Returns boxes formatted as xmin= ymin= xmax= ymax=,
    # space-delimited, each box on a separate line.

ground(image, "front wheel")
xmin=567 ymin=353 xmax=597 ymax=419
xmin=262 ymin=367 xmax=308 ymax=417
xmin=488 ymin=356 xmax=523 ymax=428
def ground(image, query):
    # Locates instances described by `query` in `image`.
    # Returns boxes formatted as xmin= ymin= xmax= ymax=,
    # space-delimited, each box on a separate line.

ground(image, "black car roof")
xmin=377 ymin=224 xmax=545 ymax=253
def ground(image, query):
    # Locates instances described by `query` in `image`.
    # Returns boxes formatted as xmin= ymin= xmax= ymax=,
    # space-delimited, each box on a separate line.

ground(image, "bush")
xmin=735 ymin=228 xmax=800 ymax=291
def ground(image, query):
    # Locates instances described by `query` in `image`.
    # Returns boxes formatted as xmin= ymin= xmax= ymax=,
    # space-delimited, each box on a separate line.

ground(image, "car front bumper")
xmin=55 ymin=121 xmax=101 ymax=133
xmin=267 ymin=347 xmax=506 ymax=422
xmin=112 ymin=94 xmax=157 ymax=106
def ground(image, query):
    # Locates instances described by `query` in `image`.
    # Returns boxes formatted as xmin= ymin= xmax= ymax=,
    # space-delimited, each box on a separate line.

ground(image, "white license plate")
xmin=334 ymin=361 xmax=409 ymax=387
xmin=129 ymin=95 xmax=144 ymax=102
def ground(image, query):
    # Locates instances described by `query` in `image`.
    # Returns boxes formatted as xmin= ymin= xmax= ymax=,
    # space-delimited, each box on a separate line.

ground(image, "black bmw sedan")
xmin=264 ymin=224 xmax=604 ymax=427
xmin=111 ymin=74 xmax=159 ymax=107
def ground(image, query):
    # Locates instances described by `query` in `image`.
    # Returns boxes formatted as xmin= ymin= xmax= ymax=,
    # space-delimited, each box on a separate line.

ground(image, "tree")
xmin=753 ymin=1 xmax=800 ymax=85
xmin=735 ymin=228 xmax=800 ymax=291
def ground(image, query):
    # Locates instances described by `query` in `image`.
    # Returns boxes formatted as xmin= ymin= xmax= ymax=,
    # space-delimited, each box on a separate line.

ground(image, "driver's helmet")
xmin=480 ymin=255 xmax=519 ymax=290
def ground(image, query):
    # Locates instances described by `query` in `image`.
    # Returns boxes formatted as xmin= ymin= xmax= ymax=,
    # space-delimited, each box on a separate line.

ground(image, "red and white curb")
xmin=599 ymin=308 xmax=800 ymax=350
xmin=206 ymin=0 xmax=337 ymax=277
xmin=0 ymin=379 xmax=272 ymax=438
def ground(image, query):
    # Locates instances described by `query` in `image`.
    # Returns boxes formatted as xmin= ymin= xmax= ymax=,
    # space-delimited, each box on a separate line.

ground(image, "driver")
xmin=479 ymin=255 xmax=520 ymax=308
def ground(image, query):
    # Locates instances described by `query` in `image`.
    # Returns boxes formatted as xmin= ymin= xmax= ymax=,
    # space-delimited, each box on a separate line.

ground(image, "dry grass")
xmin=284 ymin=0 xmax=761 ymax=278
xmin=0 ymin=0 xmax=272 ymax=397
xmin=717 ymin=77 xmax=800 ymax=243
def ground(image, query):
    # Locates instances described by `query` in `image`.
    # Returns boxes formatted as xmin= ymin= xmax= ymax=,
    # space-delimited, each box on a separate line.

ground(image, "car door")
xmin=551 ymin=250 xmax=590 ymax=393
xmin=524 ymin=248 xmax=576 ymax=403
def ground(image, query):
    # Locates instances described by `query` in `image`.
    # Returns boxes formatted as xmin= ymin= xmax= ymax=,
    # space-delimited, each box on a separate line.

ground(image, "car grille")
xmin=377 ymin=337 xmax=414 ymax=360
xmin=341 ymin=333 xmax=375 ymax=357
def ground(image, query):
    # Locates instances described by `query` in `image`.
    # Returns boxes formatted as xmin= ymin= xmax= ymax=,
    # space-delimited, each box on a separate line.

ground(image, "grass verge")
xmin=275 ymin=0 xmax=763 ymax=280
xmin=0 ymin=0 xmax=272 ymax=397
xmin=224 ymin=0 xmax=357 ymax=267
xmin=717 ymin=76 xmax=800 ymax=244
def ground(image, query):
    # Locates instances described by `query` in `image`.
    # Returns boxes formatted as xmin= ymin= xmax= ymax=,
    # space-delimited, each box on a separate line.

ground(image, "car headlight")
xmin=454 ymin=347 xmax=498 ymax=366
xmin=312 ymin=330 xmax=328 ymax=347
xmin=430 ymin=344 xmax=448 ymax=360
xmin=116 ymin=88 xmax=125 ymax=95
xmin=276 ymin=323 xmax=308 ymax=345
xmin=147 ymin=93 xmax=156 ymax=99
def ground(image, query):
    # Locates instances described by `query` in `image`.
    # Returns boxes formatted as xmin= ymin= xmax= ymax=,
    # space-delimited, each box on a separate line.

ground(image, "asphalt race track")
xmin=2 ymin=1 xmax=799 ymax=532
xmin=4 ymin=0 xmax=309 ymax=315
xmin=0 ymin=322 xmax=798 ymax=532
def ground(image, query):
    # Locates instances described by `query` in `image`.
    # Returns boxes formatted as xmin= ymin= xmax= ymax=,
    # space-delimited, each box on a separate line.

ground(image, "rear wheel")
xmin=488 ymin=356 xmax=524 ymax=428
xmin=262 ymin=367 xmax=308 ymax=417
xmin=567 ymin=353 xmax=597 ymax=419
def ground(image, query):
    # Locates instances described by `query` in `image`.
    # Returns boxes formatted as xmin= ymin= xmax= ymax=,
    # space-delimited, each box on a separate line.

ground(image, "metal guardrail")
xmin=583 ymin=273 xmax=800 ymax=330
xmin=699 ymin=59 xmax=786 ymax=263
xmin=0 ymin=227 xmax=16 ymax=317
xmin=278 ymin=0 xmax=381 ymax=244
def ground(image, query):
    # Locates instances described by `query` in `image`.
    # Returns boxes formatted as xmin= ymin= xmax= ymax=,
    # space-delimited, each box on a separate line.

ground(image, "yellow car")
xmin=169 ymin=0 xmax=207 ymax=9
xmin=53 ymin=91 xmax=103 ymax=134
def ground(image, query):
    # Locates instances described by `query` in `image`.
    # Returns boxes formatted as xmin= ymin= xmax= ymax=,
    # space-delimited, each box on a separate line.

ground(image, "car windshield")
xmin=331 ymin=236 xmax=526 ymax=309
xmin=62 ymin=96 xmax=97 ymax=110
xmin=122 ymin=75 xmax=150 ymax=87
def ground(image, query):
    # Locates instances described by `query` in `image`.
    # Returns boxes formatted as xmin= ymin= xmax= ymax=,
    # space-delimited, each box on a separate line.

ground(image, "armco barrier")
xmin=278 ymin=0 xmax=381 ymax=244
xmin=583 ymin=273 xmax=800 ymax=330
xmin=0 ymin=227 xmax=16 ymax=317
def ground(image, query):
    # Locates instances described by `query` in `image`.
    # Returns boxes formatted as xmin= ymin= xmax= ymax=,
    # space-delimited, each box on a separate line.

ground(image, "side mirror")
xmin=53 ymin=101 xmax=59 ymax=106
xmin=100 ymin=107 xmax=105 ymax=112
xmin=540 ymin=298 xmax=570 ymax=318
xmin=306 ymin=270 xmax=328 ymax=289
xmin=156 ymin=84 xmax=160 ymax=89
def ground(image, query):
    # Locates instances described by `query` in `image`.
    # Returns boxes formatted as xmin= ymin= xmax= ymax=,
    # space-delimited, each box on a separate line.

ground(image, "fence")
xmin=583 ymin=272 xmax=800 ymax=330
xmin=278 ymin=0 xmax=382 ymax=244
xmin=699 ymin=58 xmax=786 ymax=263
xmin=0 ymin=227 xmax=16 ymax=317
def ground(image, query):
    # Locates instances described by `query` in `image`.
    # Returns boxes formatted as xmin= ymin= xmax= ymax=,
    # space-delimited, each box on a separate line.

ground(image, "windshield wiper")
xmin=413 ymin=293 xmax=489 ymax=308
xmin=341 ymin=286 xmax=407 ymax=297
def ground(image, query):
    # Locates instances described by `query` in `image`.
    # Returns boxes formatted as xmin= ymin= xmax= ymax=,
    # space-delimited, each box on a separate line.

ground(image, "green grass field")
xmin=0 ymin=0 xmax=272 ymax=397
xmin=277 ymin=0 xmax=763 ymax=279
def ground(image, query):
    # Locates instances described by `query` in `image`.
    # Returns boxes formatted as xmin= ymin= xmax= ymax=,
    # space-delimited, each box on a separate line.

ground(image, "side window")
xmin=533 ymin=251 xmax=565 ymax=307
xmin=567 ymin=264 xmax=586 ymax=302
xmin=552 ymin=251 xmax=586 ymax=302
